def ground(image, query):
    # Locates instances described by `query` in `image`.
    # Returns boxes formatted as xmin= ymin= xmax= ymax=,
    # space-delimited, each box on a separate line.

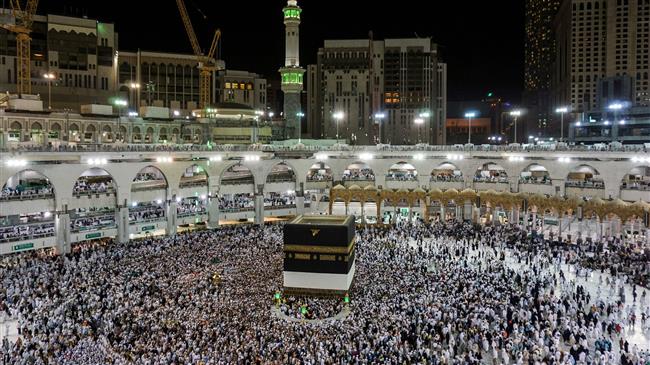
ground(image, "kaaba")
xmin=283 ymin=215 xmax=356 ymax=294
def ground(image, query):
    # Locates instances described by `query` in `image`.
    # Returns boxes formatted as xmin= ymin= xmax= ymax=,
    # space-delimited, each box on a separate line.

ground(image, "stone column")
xmin=116 ymin=207 xmax=130 ymax=244
xmin=456 ymin=206 xmax=462 ymax=222
xmin=512 ymin=207 xmax=520 ymax=226
xmin=464 ymin=201 xmax=472 ymax=221
xmin=254 ymin=187 xmax=264 ymax=225
xmin=440 ymin=205 xmax=445 ymax=222
xmin=56 ymin=212 xmax=71 ymax=255
xmin=166 ymin=200 xmax=178 ymax=236
xmin=207 ymin=195 xmax=220 ymax=228
xmin=296 ymin=188 xmax=305 ymax=215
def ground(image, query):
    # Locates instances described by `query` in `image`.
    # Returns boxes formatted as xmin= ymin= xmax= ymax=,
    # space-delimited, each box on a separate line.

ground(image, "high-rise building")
xmin=279 ymin=0 xmax=304 ymax=140
xmin=552 ymin=0 xmax=650 ymax=115
xmin=0 ymin=12 xmax=119 ymax=110
xmin=307 ymin=38 xmax=447 ymax=145
xmin=523 ymin=0 xmax=562 ymax=137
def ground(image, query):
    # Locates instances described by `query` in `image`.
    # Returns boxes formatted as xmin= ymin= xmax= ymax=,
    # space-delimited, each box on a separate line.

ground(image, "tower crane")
xmin=1 ymin=0 xmax=39 ymax=95
xmin=176 ymin=0 xmax=221 ymax=109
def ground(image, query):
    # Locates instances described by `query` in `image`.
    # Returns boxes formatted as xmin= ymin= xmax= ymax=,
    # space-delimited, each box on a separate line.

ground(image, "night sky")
xmin=45 ymin=0 xmax=525 ymax=102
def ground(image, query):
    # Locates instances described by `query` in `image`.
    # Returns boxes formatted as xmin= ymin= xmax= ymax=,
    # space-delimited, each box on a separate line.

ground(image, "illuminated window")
xmin=247 ymin=83 xmax=253 ymax=90
xmin=225 ymin=82 xmax=231 ymax=89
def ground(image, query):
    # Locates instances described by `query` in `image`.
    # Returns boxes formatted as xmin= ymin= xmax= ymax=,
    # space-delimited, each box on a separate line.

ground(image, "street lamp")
xmin=509 ymin=110 xmax=522 ymax=144
xmin=43 ymin=73 xmax=56 ymax=110
xmin=113 ymin=99 xmax=127 ymax=142
xmin=464 ymin=111 xmax=477 ymax=144
xmin=296 ymin=112 xmax=305 ymax=143
xmin=374 ymin=112 xmax=386 ymax=144
xmin=333 ymin=111 xmax=344 ymax=144
xmin=128 ymin=82 xmax=141 ymax=110
xmin=608 ymin=102 xmax=624 ymax=126
xmin=555 ymin=107 xmax=568 ymax=142
xmin=414 ymin=117 xmax=424 ymax=144
xmin=418 ymin=111 xmax=431 ymax=144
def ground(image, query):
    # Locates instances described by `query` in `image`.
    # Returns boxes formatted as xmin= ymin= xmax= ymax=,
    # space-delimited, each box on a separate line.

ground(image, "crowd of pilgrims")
xmin=128 ymin=205 xmax=165 ymax=222
xmin=1 ymin=221 xmax=649 ymax=364
xmin=0 ymin=223 xmax=55 ymax=242
xmin=218 ymin=194 xmax=300 ymax=211
xmin=0 ymin=186 xmax=53 ymax=200
xmin=72 ymin=179 xmax=114 ymax=195
xmin=342 ymin=168 xmax=375 ymax=181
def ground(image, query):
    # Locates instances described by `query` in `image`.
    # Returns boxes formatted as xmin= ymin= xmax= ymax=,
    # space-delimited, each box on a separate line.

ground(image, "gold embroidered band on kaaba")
xmin=286 ymin=248 xmax=354 ymax=262
xmin=283 ymin=237 xmax=356 ymax=254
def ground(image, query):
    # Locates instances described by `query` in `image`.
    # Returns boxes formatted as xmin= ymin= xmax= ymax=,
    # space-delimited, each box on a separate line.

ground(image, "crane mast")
xmin=1 ymin=0 xmax=40 ymax=95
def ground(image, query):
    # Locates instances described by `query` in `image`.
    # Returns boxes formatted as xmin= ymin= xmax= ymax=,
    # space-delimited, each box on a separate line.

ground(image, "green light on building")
xmin=283 ymin=8 xmax=301 ymax=19
xmin=282 ymin=72 xmax=303 ymax=85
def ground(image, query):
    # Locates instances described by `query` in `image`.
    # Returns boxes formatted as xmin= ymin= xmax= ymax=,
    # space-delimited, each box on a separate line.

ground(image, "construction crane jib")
xmin=176 ymin=0 xmax=222 ymax=109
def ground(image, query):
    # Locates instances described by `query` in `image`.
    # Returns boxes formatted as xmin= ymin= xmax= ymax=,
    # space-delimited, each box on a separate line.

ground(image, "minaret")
xmin=279 ymin=0 xmax=305 ymax=140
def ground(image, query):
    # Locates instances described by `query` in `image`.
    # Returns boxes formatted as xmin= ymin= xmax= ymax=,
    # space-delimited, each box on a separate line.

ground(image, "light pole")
xmin=414 ymin=118 xmax=424 ymax=144
xmin=464 ymin=112 xmax=476 ymax=144
xmin=43 ymin=73 xmax=56 ymax=110
xmin=418 ymin=111 xmax=430 ymax=144
xmin=129 ymin=82 xmax=141 ymax=111
xmin=296 ymin=112 xmax=305 ymax=143
xmin=333 ymin=112 xmax=344 ymax=144
xmin=113 ymin=99 xmax=127 ymax=142
xmin=510 ymin=110 xmax=522 ymax=144
xmin=374 ymin=112 xmax=386 ymax=144
xmin=555 ymin=107 xmax=568 ymax=142
xmin=608 ymin=102 xmax=624 ymax=124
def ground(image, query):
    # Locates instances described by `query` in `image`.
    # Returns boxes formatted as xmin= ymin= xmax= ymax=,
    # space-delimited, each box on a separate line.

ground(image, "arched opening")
xmin=159 ymin=127 xmax=168 ymax=143
xmin=145 ymin=127 xmax=154 ymax=143
xmin=8 ymin=121 xmax=22 ymax=142
xmin=130 ymin=166 xmax=168 ymax=225
xmin=520 ymin=164 xmax=550 ymax=185
xmin=1 ymin=170 xmax=54 ymax=201
xmin=118 ymin=126 xmax=127 ymax=142
xmin=220 ymin=165 xmax=255 ymax=213
xmin=85 ymin=124 xmax=96 ymax=142
xmin=219 ymin=193 xmax=255 ymax=212
xmin=71 ymin=168 xmax=117 ymax=233
xmin=474 ymin=163 xmax=508 ymax=183
xmin=132 ymin=166 xmax=168 ymax=191
xmin=179 ymin=164 xmax=208 ymax=188
xmin=621 ymin=166 xmax=650 ymax=191
xmin=101 ymin=125 xmax=113 ymax=142
xmin=431 ymin=162 xmax=463 ymax=182
xmin=132 ymin=126 xmax=142 ymax=143
xmin=1 ymin=170 xmax=56 ymax=243
xmin=566 ymin=165 xmax=604 ymax=189
xmin=342 ymin=162 xmax=375 ymax=183
xmin=306 ymin=162 xmax=332 ymax=182
xmin=386 ymin=162 xmax=418 ymax=181
xmin=171 ymin=128 xmax=180 ymax=143
xmin=49 ymin=123 xmax=62 ymax=141
xmin=73 ymin=168 xmax=116 ymax=196
xmin=221 ymin=164 xmax=254 ymax=185
xmin=266 ymin=163 xmax=296 ymax=183
xmin=69 ymin=123 xmax=80 ymax=142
